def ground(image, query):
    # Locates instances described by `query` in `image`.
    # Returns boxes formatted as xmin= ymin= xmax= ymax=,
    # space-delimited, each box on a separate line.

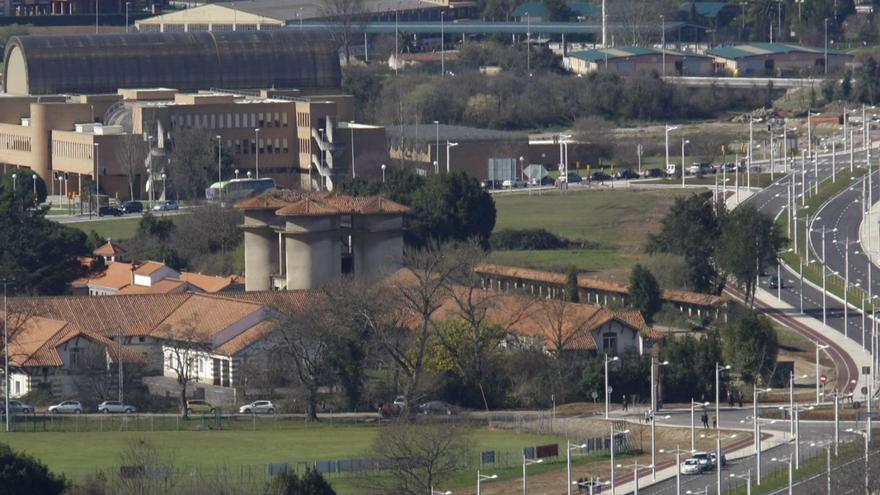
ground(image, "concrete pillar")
xmin=351 ymin=214 xmax=405 ymax=282
xmin=284 ymin=216 xmax=342 ymax=290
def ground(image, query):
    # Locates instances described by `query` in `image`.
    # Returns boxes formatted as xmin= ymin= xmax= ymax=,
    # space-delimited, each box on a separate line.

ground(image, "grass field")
xmin=491 ymin=188 xmax=697 ymax=281
xmin=67 ymin=215 xmax=183 ymax=240
xmin=0 ymin=423 xmax=561 ymax=482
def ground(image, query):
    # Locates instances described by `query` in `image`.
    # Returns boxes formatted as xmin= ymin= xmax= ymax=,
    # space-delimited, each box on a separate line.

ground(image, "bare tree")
xmin=609 ymin=0 xmax=678 ymax=47
xmin=168 ymin=127 xmax=214 ymax=201
xmin=275 ymin=302 xmax=335 ymax=422
xmin=117 ymin=133 xmax=148 ymax=201
xmin=319 ymin=0 xmax=366 ymax=63
xmin=364 ymin=422 xmax=473 ymax=495
xmin=159 ymin=319 xmax=212 ymax=419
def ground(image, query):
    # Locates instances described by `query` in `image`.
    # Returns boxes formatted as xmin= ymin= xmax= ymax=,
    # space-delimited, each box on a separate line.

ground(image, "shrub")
xmin=490 ymin=228 xmax=568 ymax=250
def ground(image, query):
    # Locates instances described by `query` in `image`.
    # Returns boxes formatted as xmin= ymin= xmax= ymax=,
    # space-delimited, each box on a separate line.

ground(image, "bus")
xmin=205 ymin=178 xmax=276 ymax=202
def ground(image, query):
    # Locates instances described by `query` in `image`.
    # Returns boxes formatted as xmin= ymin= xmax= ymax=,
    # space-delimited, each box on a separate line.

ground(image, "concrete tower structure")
xmin=236 ymin=192 xmax=409 ymax=292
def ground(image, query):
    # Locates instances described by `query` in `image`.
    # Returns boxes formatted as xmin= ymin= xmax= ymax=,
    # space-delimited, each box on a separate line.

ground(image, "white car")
xmin=49 ymin=400 xmax=83 ymax=414
xmin=239 ymin=400 xmax=275 ymax=414
xmin=97 ymin=400 xmax=136 ymax=414
xmin=691 ymin=452 xmax=714 ymax=470
xmin=152 ymin=200 xmax=178 ymax=211
xmin=680 ymin=458 xmax=703 ymax=475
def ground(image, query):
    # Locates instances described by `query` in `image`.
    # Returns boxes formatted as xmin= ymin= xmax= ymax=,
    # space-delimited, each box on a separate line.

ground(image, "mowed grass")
xmin=491 ymin=189 xmax=697 ymax=281
xmin=0 ymin=424 xmax=561 ymax=481
xmin=68 ymin=215 xmax=182 ymax=240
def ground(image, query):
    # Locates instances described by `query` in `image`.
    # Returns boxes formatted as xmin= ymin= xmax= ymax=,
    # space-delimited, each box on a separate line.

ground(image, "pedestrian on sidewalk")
xmin=712 ymin=415 xmax=717 ymax=429
xmin=622 ymin=394 xmax=628 ymax=411
xmin=701 ymin=412 xmax=709 ymax=428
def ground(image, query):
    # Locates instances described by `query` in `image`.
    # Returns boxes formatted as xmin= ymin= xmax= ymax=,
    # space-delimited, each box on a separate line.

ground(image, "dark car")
xmin=539 ymin=176 xmax=556 ymax=185
xmin=480 ymin=179 xmax=502 ymax=190
xmin=98 ymin=206 xmax=123 ymax=217
xmin=615 ymin=169 xmax=640 ymax=180
xmin=121 ymin=201 xmax=144 ymax=214
xmin=768 ymin=275 xmax=783 ymax=289
xmin=589 ymin=171 xmax=611 ymax=182
xmin=379 ymin=404 xmax=401 ymax=418
xmin=417 ymin=401 xmax=460 ymax=415
xmin=644 ymin=168 xmax=665 ymax=178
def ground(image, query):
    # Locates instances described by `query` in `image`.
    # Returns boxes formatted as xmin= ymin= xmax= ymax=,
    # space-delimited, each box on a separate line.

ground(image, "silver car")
xmin=49 ymin=400 xmax=83 ymax=414
xmin=97 ymin=400 xmax=136 ymax=414
xmin=681 ymin=458 xmax=703 ymax=475
xmin=239 ymin=400 xmax=275 ymax=414
xmin=2 ymin=400 xmax=34 ymax=414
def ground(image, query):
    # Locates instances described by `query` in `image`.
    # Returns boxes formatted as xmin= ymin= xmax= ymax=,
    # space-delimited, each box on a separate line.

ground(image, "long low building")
xmin=707 ymin=43 xmax=853 ymax=77
xmin=564 ymin=46 xmax=714 ymax=76
xmin=476 ymin=263 xmax=727 ymax=319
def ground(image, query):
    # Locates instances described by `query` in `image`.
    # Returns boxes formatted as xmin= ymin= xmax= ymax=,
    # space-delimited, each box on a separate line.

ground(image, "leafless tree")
xmin=363 ymin=422 xmax=473 ymax=495
xmin=117 ymin=133 xmax=148 ymax=201
xmin=168 ymin=127 xmax=214 ymax=201
xmin=275 ymin=303 xmax=335 ymax=422
xmin=158 ymin=319 xmax=212 ymax=419
xmin=115 ymin=438 xmax=176 ymax=495
xmin=608 ymin=0 xmax=678 ymax=47
xmin=319 ymin=0 xmax=366 ymax=63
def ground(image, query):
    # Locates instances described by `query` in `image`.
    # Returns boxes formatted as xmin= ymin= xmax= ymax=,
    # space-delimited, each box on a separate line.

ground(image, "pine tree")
xmin=564 ymin=265 xmax=579 ymax=303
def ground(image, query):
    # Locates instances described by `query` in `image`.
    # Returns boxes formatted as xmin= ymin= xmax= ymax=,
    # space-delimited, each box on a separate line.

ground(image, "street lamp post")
xmin=715 ymin=363 xmax=731 ymax=429
xmin=567 ymin=441 xmax=587 ymax=495
xmin=605 ymin=354 xmax=619 ymax=419
xmin=609 ymin=426 xmax=630 ymax=495
xmin=730 ymin=470 xmax=752 ymax=495
xmin=476 ymin=471 xmax=497 ymax=495
xmin=770 ymin=457 xmax=794 ymax=495
xmin=161 ymin=173 xmax=166 ymax=202
xmin=522 ymin=456 xmax=543 ymax=495
xmin=681 ymin=139 xmax=690 ymax=188
xmin=125 ymin=1 xmax=130 ymax=33
xmin=815 ymin=342 xmax=829 ymax=403
xmin=845 ymin=427 xmax=870 ymax=495
xmin=616 ymin=461 xmax=653 ymax=495
xmin=446 ymin=141 xmax=459 ymax=173
xmin=753 ymin=386 xmax=772 ymax=454
xmin=650 ymin=357 xmax=670 ymax=479
xmin=691 ymin=399 xmax=709 ymax=451
xmin=216 ymin=135 xmax=222 ymax=203
xmin=350 ymin=121 xmax=356 ymax=178
xmin=381 ymin=163 xmax=386 ymax=183
xmin=665 ymin=125 xmax=679 ymax=176
xmin=701 ymin=432 xmax=737 ymax=495
xmin=660 ymin=447 xmax=692 ymax=495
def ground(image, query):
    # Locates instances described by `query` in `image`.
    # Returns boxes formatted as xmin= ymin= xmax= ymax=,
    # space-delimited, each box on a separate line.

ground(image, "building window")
xmin=274 ymin=138 xmax=280 ymax=154
xmin=266 ymin=139 xmax=273 ymax=154
xmin=251 ymin=113 xmax=256 ymax=128
xmin=602 ymin=333 xmax=617 ymax=353
xmin=226 ymin=113 xmax=232 ymax=128
xmin=235 ymin=139 xmax=242 ymax=154
xmin=258 ymin=113 xmax=265 ymax=128
xmin=274 ymin=112 xmax=280 ymax=127
xmin=282 ymin=138 xmax=289 ymax=153
xmin=234 ymin=113 xmax=240 ymax=128
xmin=210 ymin=114 xmax=216 ymax=128
xmin=250 ymin=139 xmax=256 ymax=154
xmin=282 ymin=112 xmax=288 ymax=127
xmin=138 ymin=336 xmax=145 ymax=343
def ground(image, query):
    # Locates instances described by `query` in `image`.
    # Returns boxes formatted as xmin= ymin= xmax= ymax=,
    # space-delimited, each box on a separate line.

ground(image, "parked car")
xmin=680 ymin=458 xmax=704 ymax=475
xmin=379 ymin=404 xmax=401 ymax=418
xmin=536 ymin=176 xmax=556 ymax=186
xmin=480 ymin=179 xmax=502 ymax=190
xmin=2 ymin=400 xmax=34 ymax=414
xmin=152 ymin=200 xmax=179 ymax=211
xmin=556 ymin=172 xmax=583 ymax=184
xmin=710 ymin=452 xmax=728 ymax=467
xmin=417 ymin=401 xmax=459 ymax=415
xmin=121 ymin=201 xmax=144 ymax=214
xmin=97 ymin=400 xmax=136 ymax=414
xmin=768 ymin=275 xmax=783 ymax=289
xmin=239 ymin=400 xmax=275 ymax=414
xmin=185 ymin=400 xmax=216 ymax=415
xmin=691 ymin=452 xmax=714 ymax=470
xmin=48 ymin=400 xmax=83 ymax=414
xmin=589 ymin=171 xmax=611 ymax=182
xmin=98 ymin=206 xmax=123 ymax=217
xmin=393 ymin=395 xmax=406 ymax=408
xmin=502 ymin=178 xmax=527 ymax=188
xmin=615 ymin=169 xmax=639 ymax=180
xmin=643 ymin=168 xmax=665 ymax=178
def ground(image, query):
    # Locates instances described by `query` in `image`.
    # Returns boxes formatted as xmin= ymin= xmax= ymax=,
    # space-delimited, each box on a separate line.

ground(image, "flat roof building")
xmin=564 ymin=46 xmax=714 ymax=76
xmin=707 ymin=43 xmax=853 ymax=77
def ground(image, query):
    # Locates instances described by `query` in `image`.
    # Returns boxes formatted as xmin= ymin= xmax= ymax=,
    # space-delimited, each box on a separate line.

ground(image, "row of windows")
xmin=170 ymin=111 xmax=288 ymax=130
xmin=296 ymin=111 xmax=312 ymax=128
xmin=1 ymin=133 xmax=32 ymax=153
xmin=298 ymin=138 xmax=310 ymax=155
xmin=52 ymin=140 xmax=93 ymax=160
xmin=228 ymin=138 xmax=290 ymax=156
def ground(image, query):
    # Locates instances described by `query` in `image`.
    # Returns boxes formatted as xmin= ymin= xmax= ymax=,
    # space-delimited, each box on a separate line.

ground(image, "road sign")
xmin=820 ymin=374 xmax=827 ymax=384
xmin=591 ymin=391 xmax=599 ymax=400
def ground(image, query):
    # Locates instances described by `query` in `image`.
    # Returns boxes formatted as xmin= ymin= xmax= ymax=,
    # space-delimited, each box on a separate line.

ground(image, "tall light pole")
xmin=691 ymin=399 xmax=709 ymax=452
xmin=660 ymin=15 xmax=665 ymax=78
xmin=125 ymin=1 xmax=130 ymax=33
xmin=715 ymin=363 xmax=731 ymax=429
xmin=770 ymin=457 xmax=794 ymax=495
xmin=753 ymin=386 xmax=772 ymax=454
xmin=650 ymin=357 xmax=670 ymax=480
xmin=701 ymin=432 xmax=737 ymax=495
xmin=616 ymin=461 xmax=653 ymax=495
xmin=254 ymin=128 xmax=260 ymax=179
xmin=2 ymin=277 xmax=15 ymax=432
xmin=522 ymin=456 xmax=542 ymax=495
xmin=567 ymin=441 xmax=587 ymax=495
xmin=665 ymin=125 xmax=679 ymax=176
xmin=446 ymin=141 xmax=459 ymax=173
xmin=730 ymin=470 xmax=752 ymax=495
xmin=381 ymin=163 xmax=386 ymax=183
xmin=605 ymin=354 xmax=619 ymax=419
xmin=815 ymin=342 xmax=829 ymax=403
xmin=609 ymin=426 xmax=630 ymax=495
xmin=216 ymin=135 xmax=222 ymax=203
xmin=477 ymin=471 xmax=497 ymax=495
xmin=95 ymin=0 xmax=99 ymax=34
xmin=434 ymin=120 xmax=440 ymax=167
xmin=660 ymin=446 xmax=692 ymax=495
xmin=845 ymin=428 xmax=870 ymax=495
xmin=824 ymin=18 xmax=829 ymax=75
xmin=440 ymin=11 xmax=445 ymax=77
xmin=350 ymin=121 xmax=356 ymax=178
xmin=602 ymin=0 xmax=607 ymax=47
xmin=749 ymin=118 xmax=754 ymax=189
xmin=681 ymin=139 xmax=690 ymax=188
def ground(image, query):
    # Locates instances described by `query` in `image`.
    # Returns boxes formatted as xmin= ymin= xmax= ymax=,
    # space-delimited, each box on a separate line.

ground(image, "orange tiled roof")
xmin=116 ymin=279 xmax=186 ymax=295
xmin=215 ymin=320 xmax=279 ymax=356
xmin=475 ymin=264 xmax=725 ymax=308
xmin=85 ymin=262 xmax=135 ymax=290
xmin=93 ymin=240 xmax=126 ymax=257
xmin=236 ymin=191 xmax=410 ymax=216
xmin=150 ymin=293 xmax=263 ymax=341
xmin=178 ymin=272 xmax=241 ymax=293
xmin=134 ymin=261 xmax=168 ymax=276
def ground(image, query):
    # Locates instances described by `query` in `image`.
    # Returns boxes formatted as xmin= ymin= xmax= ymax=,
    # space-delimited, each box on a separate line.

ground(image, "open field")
xmin=491 ymin=189 xmax=698 ymax=281
xmin=67 ymin=214 xmax=184 ymax=240
xmin=0 ymin=423 xmax=562 ymax=482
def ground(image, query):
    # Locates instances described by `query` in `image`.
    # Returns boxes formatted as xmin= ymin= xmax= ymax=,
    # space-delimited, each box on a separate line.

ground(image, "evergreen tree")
xmin=0 ymin=443 xmax=67 ymax=495
xmin=564 ymin=265 xmax=579 ymax=302
xmin=628 ymin=264 xmax=662 ymax=322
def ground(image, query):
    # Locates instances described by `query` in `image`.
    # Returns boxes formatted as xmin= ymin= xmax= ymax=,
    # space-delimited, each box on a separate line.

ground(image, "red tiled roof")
xmin=150 ymin=293 xmax=263 ymax=341
xmin=85 ymin=262 xmax=135 ymax=290
xmin=236 ymin=191 xmax=410 ymax=216
xmin=215 ymin=320 xmax=279 ymax=356
xmin=475 ymin=264 xmax=725 ymax=308
xmin=134 ymin=261 xmax=168 ymax=276
xmin=117 ymin=279 xmax=186 ymax=295
xmin=178 ymin=272 xmax=241 ymax=293
xmin=93 ymin=240 xmax=126 ymax=257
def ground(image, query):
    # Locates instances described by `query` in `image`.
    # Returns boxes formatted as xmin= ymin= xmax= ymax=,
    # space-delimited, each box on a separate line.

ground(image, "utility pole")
xmin=117 ymin=327 xmax=123 ymax=403
xmin=2 ymin=278 xmax=15 ymax=433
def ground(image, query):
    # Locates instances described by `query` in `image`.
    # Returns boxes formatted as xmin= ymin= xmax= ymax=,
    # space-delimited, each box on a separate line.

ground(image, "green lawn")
xmin=68 ymin=215 xmax=183 ymax=240
xmin=0 ymin=424 xmax=562 ymax=483
xmin=491 ymin=189 xmax=697 ymax=280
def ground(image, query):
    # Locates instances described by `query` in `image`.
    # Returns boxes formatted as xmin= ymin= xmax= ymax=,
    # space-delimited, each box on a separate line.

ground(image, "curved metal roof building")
xmin=3 ymin=30 xmax=341 ymax=96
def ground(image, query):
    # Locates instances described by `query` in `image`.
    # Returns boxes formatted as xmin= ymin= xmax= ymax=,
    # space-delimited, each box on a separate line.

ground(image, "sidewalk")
xmin=859 ymin=194 xmax=880 ymax=268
